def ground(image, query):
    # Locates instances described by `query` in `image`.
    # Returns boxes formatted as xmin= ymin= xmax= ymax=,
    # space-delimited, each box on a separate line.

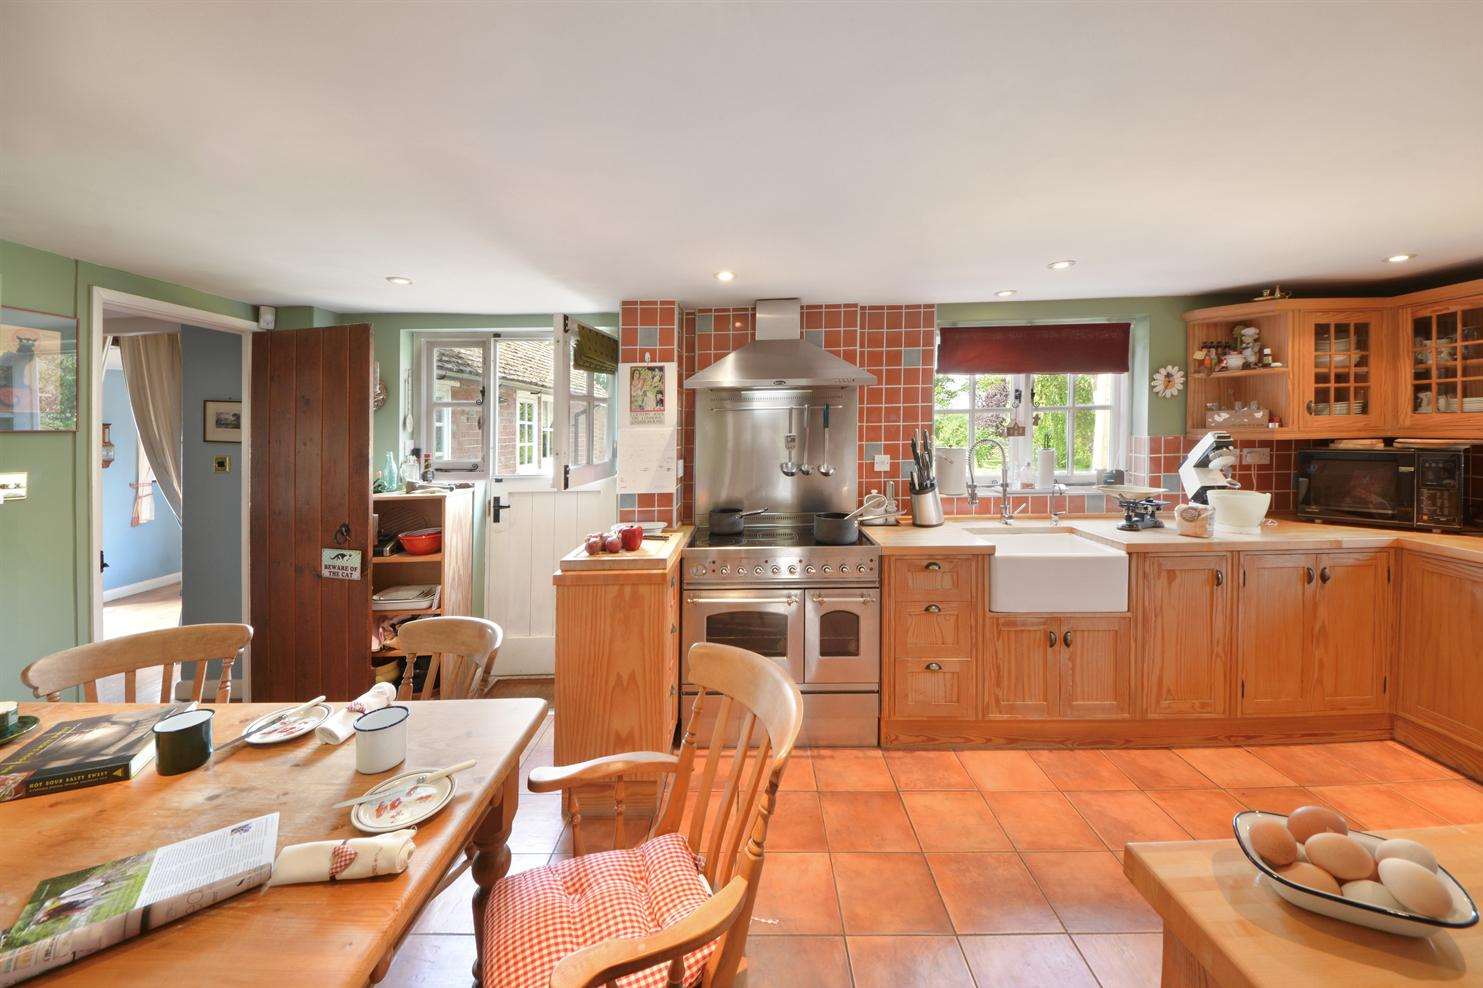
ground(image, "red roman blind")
xmin=937 ymin=323 xmax=1131 ymax=374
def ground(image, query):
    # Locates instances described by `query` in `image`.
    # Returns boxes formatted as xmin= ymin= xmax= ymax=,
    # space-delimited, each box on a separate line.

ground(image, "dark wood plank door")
xmin=250 ymin=324 xmax=373 ymax=701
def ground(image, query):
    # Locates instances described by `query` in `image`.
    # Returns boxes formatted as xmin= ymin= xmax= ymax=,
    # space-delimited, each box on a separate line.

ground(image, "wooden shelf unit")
xmin=370 ymin=490 xmax=473 ymax=667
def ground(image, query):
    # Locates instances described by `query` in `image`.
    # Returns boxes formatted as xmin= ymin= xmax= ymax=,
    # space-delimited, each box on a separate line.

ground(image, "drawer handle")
xmin=1320 ymin=566 xmax=1331 ymax=584
xmin=925 ymin=662 xmax=943 ymax=671
xmin=1048 ymin=629 xmax=1058 ymax=648
xmin=924 ymin=561 xmax=942 ymax=571
xmin=1063 ymin=630 xmax=1073 ymax=648
xmin=924 ymin=603 xmax=941 ymax=613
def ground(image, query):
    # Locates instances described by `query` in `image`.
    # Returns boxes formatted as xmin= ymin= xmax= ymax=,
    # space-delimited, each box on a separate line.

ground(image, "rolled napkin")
xmin=268 ymin=829 xmax=416 ymax=886
xmin=316 ymin=682 xmax=397 ymax=744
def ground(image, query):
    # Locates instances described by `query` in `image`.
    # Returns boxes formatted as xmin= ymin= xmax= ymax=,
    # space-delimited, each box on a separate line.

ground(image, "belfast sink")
xmin=965 ymin=530 xmax=1129 ymax=612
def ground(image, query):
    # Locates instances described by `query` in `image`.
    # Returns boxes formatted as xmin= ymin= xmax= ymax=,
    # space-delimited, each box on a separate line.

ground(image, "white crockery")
xmin=354 ymin=704 xmax=410 ymax=774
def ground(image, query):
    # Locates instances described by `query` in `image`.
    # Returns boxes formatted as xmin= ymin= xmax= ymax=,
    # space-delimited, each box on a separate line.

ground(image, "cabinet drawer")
xmin=889 ymin=556 xmax=977 ymax=600
xmin=893 ymin=601 xmax=973 ymax=657
xmin=893 ymin=657 xmax=977 ymax=720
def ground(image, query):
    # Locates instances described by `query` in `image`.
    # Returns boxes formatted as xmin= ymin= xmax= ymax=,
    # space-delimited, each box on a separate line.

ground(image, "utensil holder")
xmin=911 ymin=490 xmax=944 ymax=527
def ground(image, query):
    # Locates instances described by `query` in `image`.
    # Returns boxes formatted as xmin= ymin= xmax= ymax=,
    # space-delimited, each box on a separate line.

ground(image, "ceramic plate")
xmin=1233 ymin=810 xmax=1478 ymax=938
xmin=350 ymin=770 xmax=455 ymax=834
xmin=0 ymin=715 xmax=40 ymax=748
xmin=243 ymin=703 xmax=332 ymax=746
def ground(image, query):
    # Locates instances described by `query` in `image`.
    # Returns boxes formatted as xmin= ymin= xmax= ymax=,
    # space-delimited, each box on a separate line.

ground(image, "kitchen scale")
xmin=1097 ymin=484 xmax=1171 ymax=532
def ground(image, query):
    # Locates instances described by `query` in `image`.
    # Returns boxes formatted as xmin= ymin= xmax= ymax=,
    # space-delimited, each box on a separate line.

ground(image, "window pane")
xmin=818 ymin=610 xmax=862 ymax=657
xmin=933 ymin=412 xmax=968 ymax=449
xmin=593 ymin=372 xmax=611 ymax=399
xmin=498 ymin=339 xmax=553 ymax=391
xmin=1072 ymin=408 xmax=1113 ymax=473
xmin=570 ymin=402 xmax=590 ymax=467
xmin=432 ymin=345 xmax=485 ymax=403
xmin=1032 ymin=410 xmax=1068 ymax=471
xmin=971 ymin=412 xmax=1010 ymax=469
xmin=433 ymin=406 xmax=483 ymax=463
xmin=1072 ymin=373 xmax=1097 ymax=405
xmin=1089 ymin=372 xmax=1116 ymax=405
xmin=935 ymin=374 xmax=971 ymax=410
xmin=591 ymin=400 xmax=610 ymax=463
xmin=975 ymin=374 xmax=1011 ymax=408
xmin=1032 ymin=373 xmax=1069 ymax=408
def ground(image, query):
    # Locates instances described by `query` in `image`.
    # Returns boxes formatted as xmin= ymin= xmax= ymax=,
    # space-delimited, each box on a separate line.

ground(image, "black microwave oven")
xmin=1296 ymin=446 xmax=1483 ymax=532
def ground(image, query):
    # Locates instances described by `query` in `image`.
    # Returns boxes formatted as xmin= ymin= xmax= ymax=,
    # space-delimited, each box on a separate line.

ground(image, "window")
xmin=515 ymin=392 xmax=538 ymax=473
xmin=933 ymin=371 xmax=1125 ymax=484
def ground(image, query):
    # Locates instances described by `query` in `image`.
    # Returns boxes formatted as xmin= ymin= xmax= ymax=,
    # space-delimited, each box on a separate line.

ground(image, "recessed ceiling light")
xmin=995 ymin=289 xmax=1017 ymax=298
xmin=1384 ymin=253 xmax=1417 ymax=264
xmin=714 ymin=270 xmax=735 ymax=282
xmin=1047 ymin=259 xmax=1076 ymax=271
xmin=385 ymin=276 xmax=413 ymax=285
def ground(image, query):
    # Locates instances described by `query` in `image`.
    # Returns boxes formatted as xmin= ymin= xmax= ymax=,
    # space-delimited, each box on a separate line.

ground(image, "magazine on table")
xmin=0 ymin=814 xmax=278 ymax=985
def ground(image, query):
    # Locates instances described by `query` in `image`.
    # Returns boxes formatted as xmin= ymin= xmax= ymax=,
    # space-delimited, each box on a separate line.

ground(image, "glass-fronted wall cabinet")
xmin=1296 ymin=309 xmax=1386 ymax=431
xmin=1399 ymin=294 xmax=1483 ymax=432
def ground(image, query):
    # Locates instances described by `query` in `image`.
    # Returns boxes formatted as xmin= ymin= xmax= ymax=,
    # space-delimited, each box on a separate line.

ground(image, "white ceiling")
xmin=2 ymin=2 xmax=1481 ymax=314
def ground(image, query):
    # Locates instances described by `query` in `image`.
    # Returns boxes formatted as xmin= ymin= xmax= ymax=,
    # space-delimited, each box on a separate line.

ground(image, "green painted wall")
xmin=937 ymin=295 xmax=1230 ymax=437
xmin=0 ymin=239 xmax=254 ymax=701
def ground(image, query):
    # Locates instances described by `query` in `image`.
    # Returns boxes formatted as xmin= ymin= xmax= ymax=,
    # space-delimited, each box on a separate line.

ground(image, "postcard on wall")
xmin=621 ymin=362 xmax=676 ymax=429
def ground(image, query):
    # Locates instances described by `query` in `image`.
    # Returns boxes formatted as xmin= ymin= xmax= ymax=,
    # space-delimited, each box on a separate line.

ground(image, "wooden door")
xmin=1399 ymin=554 xmax=1483 ymax=742
xmin=1313 ymin=551 xmax=1390 ymax=712
xmin=986 ymin=617 xmax=1058 ymax=718
xmin=250 ymin=325 xmax=373 ymax=702
xmin=1237 ymin=553 xmax=1315 ymax=715
xmin=1142 ymin=554 xmax=1232 ymax=718
xmin=1059 ymin=616 xmax=1133 ymax=719
xmin=1297 ymin=310 xmax=1384 ymax=430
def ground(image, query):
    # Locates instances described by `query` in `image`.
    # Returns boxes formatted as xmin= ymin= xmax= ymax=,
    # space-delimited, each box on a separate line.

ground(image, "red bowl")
xmin=398 ymin=528 xmax=442 ymax=555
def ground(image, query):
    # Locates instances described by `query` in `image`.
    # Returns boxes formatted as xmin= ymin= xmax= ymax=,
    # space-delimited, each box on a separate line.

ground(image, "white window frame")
xmin=419 ymin=334 xmax=492 ymax=476
xmin=935 ymin=370 xmax=1129 ymax=486
xmin=515 ymin=390 xmax=539 ymax=474
xmin=551 ymin=314 xmax=616 ymax=490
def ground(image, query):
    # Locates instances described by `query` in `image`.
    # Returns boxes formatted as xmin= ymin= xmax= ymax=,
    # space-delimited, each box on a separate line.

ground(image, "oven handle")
xmin=810 ymin=593 xmax=877 ymax=604
xmin=686 ymin=594 xmax=799 ymax=606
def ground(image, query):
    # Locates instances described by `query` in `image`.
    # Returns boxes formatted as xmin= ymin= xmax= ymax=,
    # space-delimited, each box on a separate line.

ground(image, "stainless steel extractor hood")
xmin=684 ymin=298 xmax=876 ymax=389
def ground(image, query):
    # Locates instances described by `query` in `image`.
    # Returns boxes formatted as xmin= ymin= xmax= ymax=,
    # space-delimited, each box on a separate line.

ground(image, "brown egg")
xmin=1376 ymin=838 xmax=1439 ymax=874
xmin=1379 ymin=858 xmax=1454 ymax=919
xmin=1287 ymin=805 xmax=1348 ymax=843
xmin=1305 ymin=832 xmax=1375 ymax=882
xmin=1249 ymin=818 xmax=1298 ymax=867
xmin=1275 ymin=861 xmax=1342 ymax=896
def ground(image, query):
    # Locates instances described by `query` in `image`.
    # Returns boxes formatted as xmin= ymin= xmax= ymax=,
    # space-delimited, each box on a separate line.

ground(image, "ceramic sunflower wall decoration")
xmin=1152 ymin=365 xmax=1185 ymax=398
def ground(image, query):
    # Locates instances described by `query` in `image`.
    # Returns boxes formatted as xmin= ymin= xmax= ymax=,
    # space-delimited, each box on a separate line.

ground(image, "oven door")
xmin=682 ymin=589 xmax=805 ymax=686
xmin=804 ymin=589 xmax=880 ymax=686
xmin=1296 ymin=450 xmax=1417 ymax=527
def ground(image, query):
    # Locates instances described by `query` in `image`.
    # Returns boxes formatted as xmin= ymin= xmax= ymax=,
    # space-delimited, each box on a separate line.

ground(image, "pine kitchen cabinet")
xmin=884 ymin=554 xmax=982 ymax=721
xmin=983 ymin=615 xmax=1132 ymax=720
xmin=1140 ymin=553 xmax=1233 ymax=718
xmin=1396 ymin=552 xmax=1483 ymax=770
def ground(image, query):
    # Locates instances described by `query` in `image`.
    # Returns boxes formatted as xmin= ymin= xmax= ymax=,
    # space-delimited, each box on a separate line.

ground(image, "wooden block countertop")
xmin=865 ymin=516 xmax=1483 ymax=565
xmin=557 ymin=526 xmax=693 ymax=572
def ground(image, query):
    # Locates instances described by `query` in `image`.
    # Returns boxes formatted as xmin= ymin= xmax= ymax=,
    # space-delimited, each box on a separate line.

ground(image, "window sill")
xmin=953 ymin=484 xmax=1112 ymax=497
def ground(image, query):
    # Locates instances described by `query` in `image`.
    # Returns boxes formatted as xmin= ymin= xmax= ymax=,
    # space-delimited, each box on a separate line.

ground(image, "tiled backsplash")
xmin=1128 ymin=434 xmax=1299 ymax=513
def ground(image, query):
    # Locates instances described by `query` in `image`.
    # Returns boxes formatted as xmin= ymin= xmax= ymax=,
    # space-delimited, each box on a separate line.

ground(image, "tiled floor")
xmin=383 ymin=736 xmax=1476 ymax=987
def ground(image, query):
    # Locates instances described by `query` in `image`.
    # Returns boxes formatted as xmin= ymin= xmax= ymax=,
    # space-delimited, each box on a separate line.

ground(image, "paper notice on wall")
xmin=619 ymin=362 xmax=676 ymax=429
xmin=618 ymin=427 xmax=678 ymax=494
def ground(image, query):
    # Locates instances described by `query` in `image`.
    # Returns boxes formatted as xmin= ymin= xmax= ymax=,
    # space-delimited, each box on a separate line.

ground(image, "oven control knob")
xmin=691 ymin=564 xmax=706 ymax=577
xmin=788 ymin=565 xmax=798 ymax=575
xmin=720 ymin=565 xmax=730 ymax=574
xmin=821 ymin=565 xmax=833 ymax=574
xmin=771 ymin=566 xmax=780 ymax=575
xmin=753 ymin=565 xmax=765 ymax=575
xmin=805 ymin=565 xmax=816 ymax=575
xmin=842 ymin=564 xmax=854 ymax=573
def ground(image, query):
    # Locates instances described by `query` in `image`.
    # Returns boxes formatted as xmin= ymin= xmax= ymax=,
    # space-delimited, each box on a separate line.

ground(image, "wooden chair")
xmin=480 ymin=642 xmax=804 ymax=988
xmin=393 ymin=616 xmax=503 ymax=701
xmin=21 ymin=624 xmax=253 ymax=703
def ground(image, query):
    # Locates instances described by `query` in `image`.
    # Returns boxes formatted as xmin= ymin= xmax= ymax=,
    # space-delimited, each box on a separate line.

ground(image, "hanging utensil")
xmin=780 ymin=407 xmax=798 ymax=477
xmin=817 ymin=403 xmax=835 ymax=476
xmin=797 ymin=404 xmax=813 ymax=476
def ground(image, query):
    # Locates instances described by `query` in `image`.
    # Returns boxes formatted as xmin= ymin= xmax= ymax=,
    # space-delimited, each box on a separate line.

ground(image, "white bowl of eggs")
xmin=1234 ymin=807 xmax=1478 ymax=937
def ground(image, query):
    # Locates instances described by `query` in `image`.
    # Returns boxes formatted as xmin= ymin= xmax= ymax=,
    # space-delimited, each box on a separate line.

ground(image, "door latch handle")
xmin=333 ymin=521 xmax=352 ymax=546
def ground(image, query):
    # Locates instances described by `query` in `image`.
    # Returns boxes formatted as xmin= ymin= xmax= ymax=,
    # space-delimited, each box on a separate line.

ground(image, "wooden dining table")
xmin=1125 ymin=823 xmax=1483 ymax=987
xmin=0 ymin=698 xmax=548 ymax=986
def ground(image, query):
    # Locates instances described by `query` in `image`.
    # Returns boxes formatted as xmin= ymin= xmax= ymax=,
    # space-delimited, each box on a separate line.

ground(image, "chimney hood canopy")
xmin=683 ymin=298 xmax=877 ymax=389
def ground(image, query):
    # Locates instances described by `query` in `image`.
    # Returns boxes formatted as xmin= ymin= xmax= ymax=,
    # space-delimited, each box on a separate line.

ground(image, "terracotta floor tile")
xmin=1029 ymin=749 xmax=1138 ymax=790
xmin=379 ymin=934 xmax=475 ymax=988
xmin=507 ymin=794 xmax=567 ymax=853
xmin=1225 ymin=786 xmax=1333 ymax=816
xmin=1073 ymin=932 xmax=1164 ymax=988
xmin=925 ymin=851 xmax=1062 ymax=934
xmin=687 ymin=747 xmax=762 ymax=789
xmin=780 ymin=753 xmax=816 ymax=791
xmin=742 ymin=935 xmax=853 ymax=988
xmin=1022 ymin=851 xmax=1163 ymax=933
xmin=1171 ymin=747 xmax=1297 ymax=788
xmin=812 ymin=747 xmax=896 ymax=790
xmin=1311 ymin=784 xmax=1448 ymax=830
xmin=845 ymin=936 xmax=975 ymax=988
xmin=750 ymin=852 xmax=842 ymax=935
xmin=1145 ymin=788 xmax=1248 ymax=840
xmin=981 ymin=791 xmax=1104 ymax=851
xmin=901 ymin=790 xmax=1012 ymax=851
xmin=1323 ymin=741 xmax=1461 ymax=783
xmin=1103 ymin=749 xmax=1217 ymax=789
xmin=1243 ymin=744 xmax=1379 ymax=786
xmin=956 ymin=749 xmax=1057 ymax=790
xmin=832 ymin=852 xmax=953 ymax=934
xmin=1393 ymin=780 xmax=1483 ymax=824
xmin=958 ymin=934 xmax=1098 ymax=987
xmin=1064 ymin=790 xmax=1190 ymax=851
xmin=884 ymin=749 xmax=975 ymax=789
xmin=819 ymin=791 xmax=920 ymax=851
xmin=768 ymin=790 xmax=830 ymax=851
xmin=412 ymin=857 xmax=546 ymax=935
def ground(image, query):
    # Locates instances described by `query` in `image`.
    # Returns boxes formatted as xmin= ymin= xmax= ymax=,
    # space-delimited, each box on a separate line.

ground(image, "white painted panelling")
xmin=484 ymin=477 xmax=617 ymax=676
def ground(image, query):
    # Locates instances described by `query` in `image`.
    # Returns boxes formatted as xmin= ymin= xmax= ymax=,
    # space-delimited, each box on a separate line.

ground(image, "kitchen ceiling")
xmin=1 ymin=2 xmax=1480 ymax=313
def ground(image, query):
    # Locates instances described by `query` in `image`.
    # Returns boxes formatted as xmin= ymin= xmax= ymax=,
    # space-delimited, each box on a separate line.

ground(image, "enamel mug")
xmin=153 ymin=708 xmax=215 ymax=775
xmin=354 ymin=704 xmax=410 ymax=774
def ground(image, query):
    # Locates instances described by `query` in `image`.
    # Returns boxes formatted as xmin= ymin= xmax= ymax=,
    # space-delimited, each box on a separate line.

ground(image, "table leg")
xmin=469 ymin=769 xmax=519 ymax=985
xmin=1161 ymin=929 xmax=1216 ymax=988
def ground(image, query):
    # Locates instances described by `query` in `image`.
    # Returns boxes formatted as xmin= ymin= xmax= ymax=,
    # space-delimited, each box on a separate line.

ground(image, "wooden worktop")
xmin=556 ymin=525 xmax=693 ymax=573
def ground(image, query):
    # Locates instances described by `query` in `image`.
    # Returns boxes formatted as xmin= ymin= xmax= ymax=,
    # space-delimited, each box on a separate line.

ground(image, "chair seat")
xmin=483 ymin=832 xmax=718 ymax=988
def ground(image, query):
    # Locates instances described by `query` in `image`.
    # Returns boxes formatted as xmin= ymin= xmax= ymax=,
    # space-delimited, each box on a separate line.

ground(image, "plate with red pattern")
xmin=350 ymin=769 xmax=455 ymax=833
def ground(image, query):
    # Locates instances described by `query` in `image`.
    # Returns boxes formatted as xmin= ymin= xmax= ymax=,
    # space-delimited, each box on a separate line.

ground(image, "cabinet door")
xmin=1298 ymin=311 xmax=1383 ymax=429
xmin=1313 ymin=551 xmax=1389 ymax=712
xmin=1237 ymin=553 xmax=1315 ymax=715
xmin=986 ymin=617 xmax=1058 ymax=718
xmin=893 ymin=657 xmax=977 ymax=720
xmin=1399 ymin=554 xmax=1483 ymax=741
xmin=1142 ymin=554 xmax=1232 ymax=718
xmin=1399 ymin=300 xmax=1483 ymax=432
xmin=666 ymin=573 xmax=681 ymax=732
xmin=1059 ymin=616 xmax=1133 ymax=719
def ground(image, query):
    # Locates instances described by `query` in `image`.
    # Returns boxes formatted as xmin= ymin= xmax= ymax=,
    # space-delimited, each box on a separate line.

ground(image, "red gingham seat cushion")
xmin=483 ymin=832 xmax=719 ymax=988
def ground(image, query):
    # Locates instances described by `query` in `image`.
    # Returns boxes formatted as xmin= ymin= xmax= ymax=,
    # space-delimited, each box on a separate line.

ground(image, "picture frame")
xmin=203 ymin=400 xmax=243 ymax=443
xmin=0 ymin=305 xmax=79 ymax=432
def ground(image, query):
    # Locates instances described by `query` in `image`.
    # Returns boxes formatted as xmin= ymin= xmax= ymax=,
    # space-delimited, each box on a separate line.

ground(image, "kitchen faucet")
xmin=965 ymin=437 xmax=1016 ymax=524
xmin=1050 ymin=480 xmax=1068 ymax=526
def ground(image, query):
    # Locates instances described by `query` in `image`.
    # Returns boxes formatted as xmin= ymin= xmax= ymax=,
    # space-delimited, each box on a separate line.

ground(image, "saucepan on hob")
xmin=813 ymin=494 xmax=889 ymax=545
xmin=707 ymin=506 xmax=769 ymax=536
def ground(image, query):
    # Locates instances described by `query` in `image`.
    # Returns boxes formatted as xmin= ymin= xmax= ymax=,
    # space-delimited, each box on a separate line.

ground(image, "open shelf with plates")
xmin=369 ymin=489 xmax=473 ymax=669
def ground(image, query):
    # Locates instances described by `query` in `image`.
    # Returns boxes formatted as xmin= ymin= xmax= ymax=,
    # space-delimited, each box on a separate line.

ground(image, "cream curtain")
xmin=118 ymin=333 xmax=183 ymax=522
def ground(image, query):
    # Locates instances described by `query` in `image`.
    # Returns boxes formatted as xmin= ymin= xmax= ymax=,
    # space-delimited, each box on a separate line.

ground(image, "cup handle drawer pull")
xmin=1048 ymin=630 xmax=1058 ymax=647
xmin=1063 ymin=630 xmax=1073 ymax=647
xmin=1320 ymin=566 xmax=1331 ymax=584
xmin=924 ymin=603 xmax=941 ymax=613
xmin=925 ymin=662 xmax=943 ymax=671
xmin=924 ymin=561 xmax=942 ymax=571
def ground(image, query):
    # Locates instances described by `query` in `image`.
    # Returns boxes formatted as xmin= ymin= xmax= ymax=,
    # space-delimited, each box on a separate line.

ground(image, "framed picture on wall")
xmin=0 ymin=305 xmax=79 ymax=432
xmin=203 ymin=400 xmax=243 ymax=443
